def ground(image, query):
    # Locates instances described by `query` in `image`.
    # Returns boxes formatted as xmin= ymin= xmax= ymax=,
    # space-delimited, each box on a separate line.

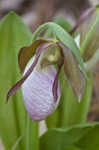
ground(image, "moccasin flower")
xmin=7 ymin=38 xmax=85 ymax=121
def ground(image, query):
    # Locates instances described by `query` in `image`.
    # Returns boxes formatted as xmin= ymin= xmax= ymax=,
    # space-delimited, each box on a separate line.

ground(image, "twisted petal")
xmin=18 ymin=38 xmax=52 ymax=72
xmin=52 ymin=61 xmax=63 ymax=102
xmin=7 ymin=43 xmax=52 ymax=102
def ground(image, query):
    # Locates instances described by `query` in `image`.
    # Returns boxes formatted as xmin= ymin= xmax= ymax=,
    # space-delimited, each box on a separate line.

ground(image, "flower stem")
xmin=26 ymin=114 xmax=30 ymax=150
xmin=45 ymin=110 xmax=59 ymax=128
xmin=26 ymin=114 xmax=39 ymax=150
xmin=31 ymin=122 xmax=39 ymax=150
xmin=59 ymin=81 xmax=77 ymax=127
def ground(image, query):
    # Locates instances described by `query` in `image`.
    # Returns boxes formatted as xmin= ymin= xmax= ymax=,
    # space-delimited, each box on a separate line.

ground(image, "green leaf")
xmin=54 ymin=17 xmax=77 ymax=38
xmin=54 ymin=17 xmax=73 ymax=32
xmin=44 ymin=17 xmax=73 ymax=38
xmin=44 ymin=17 xmax=77 ymax=38
xmin=0 ymin=11 xmax=32 ymax=150
xmin=63 ymin=145 xmax=81 ymax=150
xmin=40 ymin=122 xmax=99 ymax=150
xmin=46 ymin=108 xmax=59 ymax=128
xmin=76 ymin=124 xmax=99 ymax=150
xmin=33 ymin=22 xmax=87 ymax=78
xmin=51 ymin=23 xmax=86 ymax=77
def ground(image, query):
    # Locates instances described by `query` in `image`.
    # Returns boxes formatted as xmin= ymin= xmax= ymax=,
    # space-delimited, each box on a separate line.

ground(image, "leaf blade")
xmin=0 ymin=11 xmax=32 ymax=150
xmin=40 ymin=122 xmax=99 ymax=150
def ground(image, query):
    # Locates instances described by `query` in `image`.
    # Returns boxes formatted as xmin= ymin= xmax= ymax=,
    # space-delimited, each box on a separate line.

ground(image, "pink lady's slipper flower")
xmin=7 ymin=38 xmax=85 ymax=121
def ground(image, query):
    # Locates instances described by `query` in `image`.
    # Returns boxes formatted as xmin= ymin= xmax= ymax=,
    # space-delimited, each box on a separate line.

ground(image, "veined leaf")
xmin=44 ymin=17 xmax=77 ymax=38
xmin=55 ymin=17 xmax=72 ymax=32
xmin=54 ymin=17 xmax=77 ymax=37
xmin=0 ymin=12 xmax=32 ymax=150
xmin=40 ymin=122 xmax=99 ymax=150
xmin=63 ymin=145 xmax=81 ymax=150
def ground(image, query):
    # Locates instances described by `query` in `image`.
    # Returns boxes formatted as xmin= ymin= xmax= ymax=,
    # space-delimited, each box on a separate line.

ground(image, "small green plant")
xmin=0 ymin=4 xmax=99 ymax=150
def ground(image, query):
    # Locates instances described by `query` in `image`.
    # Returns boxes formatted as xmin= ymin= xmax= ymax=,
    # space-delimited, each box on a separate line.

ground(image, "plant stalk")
xmin=26 ymin=114 xmax=39 ymax=150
